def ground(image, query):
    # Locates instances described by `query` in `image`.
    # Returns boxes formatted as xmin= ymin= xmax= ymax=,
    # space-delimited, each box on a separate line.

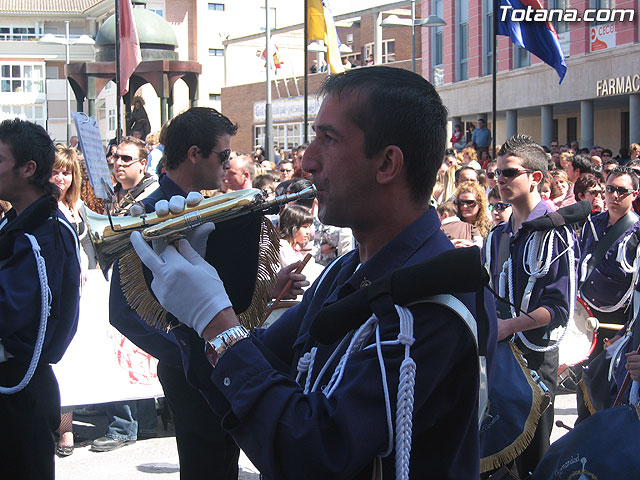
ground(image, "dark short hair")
xmin=570 ymin=154 xmax=594 ymax=175
xmin=602 ymin=148 xmax=613 ymax=157
xmin=607 ymin=166 xmax=639 ymax=191
xmin=286 ymin=177 xmax=314 ymax=208
xmin=455 ymin=166 xmax=478 ymax=184
xmin=279 ymin=204 xmax=313 ymax=240
xmin=603 ymin=158 xmax=619 ymax=168
xmin=164 ymin=107 xmax=237 ymax=170
xmin=487 ymin=185 xmax=501 ymax=200
xmin=119 ymin=136 xmax=148 ymax=162
xmin=498 ymin=135 xmax=548 ymax=174
xmin=0 ymin=118 xmax=58 ymax=197
xmin=436 ymin=200 xmax=457 ymax=217
xmin=573 ymin=173 xmax=600 ymax=201
xmin=320 ymin=66 xmax=448 ymax=203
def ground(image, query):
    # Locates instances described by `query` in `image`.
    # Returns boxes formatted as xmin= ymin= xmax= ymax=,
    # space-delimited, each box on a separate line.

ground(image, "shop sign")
xmin=254 ymin=95 xmax=321 ymax=123
xmin=596 ymin=74 xmax=640 ymax=97
xmin=590 ymin=22 xmax=616 ymax=52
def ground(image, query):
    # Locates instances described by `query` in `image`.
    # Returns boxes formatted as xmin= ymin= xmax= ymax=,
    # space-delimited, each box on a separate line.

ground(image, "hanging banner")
xmin=53 ymin=270 xmax=164 ymax=407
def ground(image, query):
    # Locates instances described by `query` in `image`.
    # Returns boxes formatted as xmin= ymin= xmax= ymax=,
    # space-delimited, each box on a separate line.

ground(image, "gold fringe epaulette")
xmin=579 ymin=377 xmax=597 ymax=415
xmin=119 ymin=247 xmax=172 ymax=332
xmin=237 ymin=216 xmax=280 ymax=330
xmin=119 ymin=216 xmax=281 ymax=333
xmin=480 ymin=342 xmax=547 ymax=473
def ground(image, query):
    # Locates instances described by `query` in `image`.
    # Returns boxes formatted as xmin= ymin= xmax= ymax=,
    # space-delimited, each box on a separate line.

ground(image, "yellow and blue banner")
xmin=307 ymin=0 xmax=345 ymax=74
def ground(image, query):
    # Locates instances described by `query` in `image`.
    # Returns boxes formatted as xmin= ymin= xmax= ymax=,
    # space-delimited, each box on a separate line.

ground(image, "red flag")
xmin=119 ymin=0 xmax=142 ymax=96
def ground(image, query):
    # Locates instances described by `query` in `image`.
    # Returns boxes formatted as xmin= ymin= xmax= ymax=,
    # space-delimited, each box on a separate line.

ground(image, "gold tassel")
xmin=238 ymin=217 xmax=280 ymax=330
xmin=119 ymin=248 xmax=172 ymax=332
xmin=578 ymin=378 xmax=596 ymax=415
xmin=480 ymin=343 xmax=546 ymax=473
xmin=119 ymin=216 xmax=281 ymax=333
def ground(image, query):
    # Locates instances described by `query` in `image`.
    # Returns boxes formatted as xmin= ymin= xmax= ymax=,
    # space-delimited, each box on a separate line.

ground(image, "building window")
xmin=552 ymin=0 xmax=570 ymax=33
xmin=593 ymin=0 xmax=614 ymax=25
xmin=483 ymin=0 xmax=493 ymax=75
xmin=149 ymin=8 xmax=164 ymax=17
xmin=513 ymin=45 xmax=530 ymax=69
xmin=208 ymin=48 xmax=224 ymax=56
xmin=208 ymin=3 xmax=225 ymax=11
xmin=364 ymin=40 xmax=396 ymax=64
xmin=431 ymin=0 xmax=444 ymax=85
xmin=0 ymin=25 xmax=40 ymax=41
xmin=0 ymin=104 xmax=46 ymax=127
xmin=553 ymin=119 xmax=559 ymax=143
xmin=457 ymin=0 xmax=469 ymax=81
xmin=1 ymin=63 xmax=44 ymax=93
xmin=209 ymin=93 xmax=221 ymax=102
xmin=254 ymin=122 xmax=316 ymax=150
xmin=108 ymin=108 xmax=116 ymax=131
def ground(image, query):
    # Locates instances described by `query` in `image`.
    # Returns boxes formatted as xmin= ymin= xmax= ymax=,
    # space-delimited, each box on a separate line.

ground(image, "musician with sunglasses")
xmin=578 ymin=167 xmax=640 ymax=337
xmin=484 ymin=135 xmax=576 ymax=476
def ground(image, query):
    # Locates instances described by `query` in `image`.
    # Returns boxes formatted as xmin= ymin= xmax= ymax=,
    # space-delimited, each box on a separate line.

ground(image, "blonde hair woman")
xmin=454 ymin=180 xmax=492 ymax=242
xmin=550 ymin=169 xmax=571 ymax=209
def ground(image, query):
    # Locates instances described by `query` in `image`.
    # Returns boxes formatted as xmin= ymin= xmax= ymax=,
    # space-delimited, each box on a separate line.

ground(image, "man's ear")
xmin=530 ymin=170 xmax=544 ymax=191
xmin=22 ymin=160 xmax=37 ymax=180
xmin=376 ymin=145 xmax=404 ymax=185
xmin=186 ymin=145 xmax=200 ymax=164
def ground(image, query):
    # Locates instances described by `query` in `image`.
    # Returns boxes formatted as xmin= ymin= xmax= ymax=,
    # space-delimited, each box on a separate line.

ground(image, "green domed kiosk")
xmin=66 ymin=0 xmax=201 ymax=124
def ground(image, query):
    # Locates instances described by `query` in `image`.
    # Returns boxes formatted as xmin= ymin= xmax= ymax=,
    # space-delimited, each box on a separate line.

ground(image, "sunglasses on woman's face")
xmin=456 ymin=199 xmax=478 ymax=208
xmin=488 ymin=202 xmax=512 ymax=212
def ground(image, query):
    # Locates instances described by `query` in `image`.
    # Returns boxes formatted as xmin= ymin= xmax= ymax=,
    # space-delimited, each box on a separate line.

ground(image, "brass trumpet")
xmin=85 ymin=186 xmax=317 ymax=276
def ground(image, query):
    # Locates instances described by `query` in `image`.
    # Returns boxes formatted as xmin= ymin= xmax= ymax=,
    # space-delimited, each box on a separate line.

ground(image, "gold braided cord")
xmin=119 ymin=215 xmax=281 ymax=333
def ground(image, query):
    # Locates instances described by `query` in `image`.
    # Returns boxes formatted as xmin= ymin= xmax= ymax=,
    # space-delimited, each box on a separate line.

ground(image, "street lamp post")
xmin=39 ymin=27 xmax=95 ymax=143
xmin=381 ymin=3 xmax=446 ymax=73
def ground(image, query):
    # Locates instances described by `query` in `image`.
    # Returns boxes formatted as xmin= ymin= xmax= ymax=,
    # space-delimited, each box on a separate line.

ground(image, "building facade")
xmin=423 ymin=0 xmax=640 ymax=152
xmin=0 ymin=0 xmax=110 ymax=143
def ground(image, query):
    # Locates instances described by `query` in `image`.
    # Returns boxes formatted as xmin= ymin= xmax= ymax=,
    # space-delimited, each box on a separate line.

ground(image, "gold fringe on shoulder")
xmin=579 ymin=377 xmax=597 ymax=415
xmin=237 ymin=216 xmax=280 ymax=330
xmin=119 ymin=248 xmax=172 ymax=332
xmin=119 ymin=216 xmax=281 ymax=333
xmin=480 ymin=342 xmax=547 ymax=473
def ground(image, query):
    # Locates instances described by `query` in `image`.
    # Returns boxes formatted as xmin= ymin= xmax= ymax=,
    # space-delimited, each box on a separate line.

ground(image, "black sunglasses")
xmin=486 ymin=172 xmax=496 ymax=179
xmin=214 ymin=149 xmax=231 ymax=164
xmin=488 ymin=202 xmax=512 ymax=212
xmin=456 ymin=199 xmax=478 ymax=207
xmin=495 ymin=168 xmax=534 ymax=179
xmin=112 ymin=153 xmax=140 ymax=165
xmin=605 ymin=185 xmax=636 ymax=196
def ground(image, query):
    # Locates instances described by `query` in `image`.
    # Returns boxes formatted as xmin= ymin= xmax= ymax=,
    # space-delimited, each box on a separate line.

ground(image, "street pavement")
xmin=55 ymin=393 xmax=579 ymax=479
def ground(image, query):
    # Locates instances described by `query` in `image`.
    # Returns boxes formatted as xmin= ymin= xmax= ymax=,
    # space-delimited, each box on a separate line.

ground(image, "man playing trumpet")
xmin=131 ymin=67 xmax=497 ymax=478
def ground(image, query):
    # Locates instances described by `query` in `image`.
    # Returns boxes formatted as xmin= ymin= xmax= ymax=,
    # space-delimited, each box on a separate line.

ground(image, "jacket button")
xmin=223 ymin=377 xmax=231 ymax=386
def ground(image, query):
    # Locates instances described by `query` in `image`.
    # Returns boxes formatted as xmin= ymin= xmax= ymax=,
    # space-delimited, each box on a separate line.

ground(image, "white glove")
xmin=130 ymin=231 xmax=232 ymax=337
xmin=151 ymin=192 xmax=213 ymax=257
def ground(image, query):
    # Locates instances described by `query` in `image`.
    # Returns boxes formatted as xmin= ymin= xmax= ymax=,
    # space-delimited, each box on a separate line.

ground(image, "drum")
xmin=558 ymin=297 xmax=598 ymax=380
xmin=480 ymin=342 xmax=551 ymax=473
xmin=531 ymin=405 xmax=640 ymax=480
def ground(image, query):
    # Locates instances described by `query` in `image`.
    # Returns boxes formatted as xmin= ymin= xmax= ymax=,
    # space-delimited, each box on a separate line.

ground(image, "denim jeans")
xmin=105 ymin=398 xmax=157 ymax=440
